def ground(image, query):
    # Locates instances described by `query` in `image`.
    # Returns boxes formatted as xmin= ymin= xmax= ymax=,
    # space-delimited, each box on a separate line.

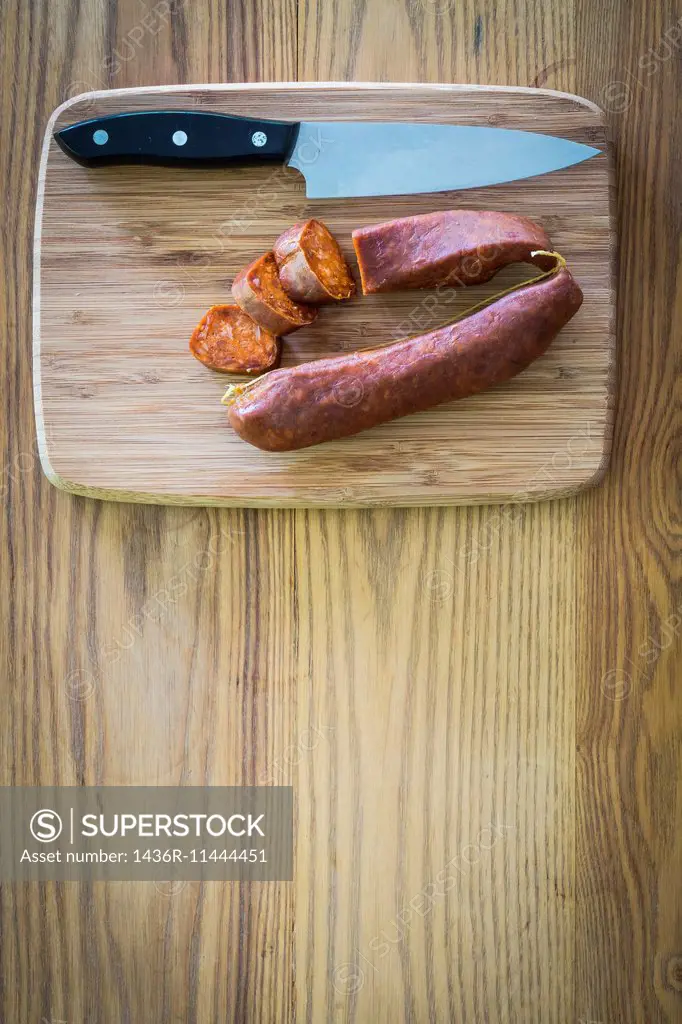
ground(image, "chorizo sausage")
xmin=352 ymin=210 xmax=551 ymax=294
xmin=273 ymin=219 xmax=356 ymax=303
xmin=232 ymin=251 xmax=317 ymax=335
xmin=225 ymin=259 xmax=582 ymax=452
xmin=190 ymin=304 xmax=281 ymax=374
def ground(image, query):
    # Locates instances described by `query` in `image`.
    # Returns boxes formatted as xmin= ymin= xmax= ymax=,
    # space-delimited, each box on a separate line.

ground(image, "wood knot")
xmin=663 ymin=954 xmax=682 ymax=993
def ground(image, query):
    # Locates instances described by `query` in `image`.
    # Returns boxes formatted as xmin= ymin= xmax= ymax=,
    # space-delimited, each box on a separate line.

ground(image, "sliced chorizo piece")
xmin=190 ymin=304 xmax=281 ymax=374
xmin=273 ymin=219 xmax=356 ymax=303
xmin=352 ymin=209 xmax=551 ymax=294
xmin=232 ymin=251 xmax=317 ymax=335
xmin=225 ymin=259 xmax=582 ymax=451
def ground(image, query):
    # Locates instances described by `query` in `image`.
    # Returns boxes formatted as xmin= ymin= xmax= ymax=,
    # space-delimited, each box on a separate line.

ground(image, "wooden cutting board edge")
xmin=33 ymin=81 xmax=617 ymax=509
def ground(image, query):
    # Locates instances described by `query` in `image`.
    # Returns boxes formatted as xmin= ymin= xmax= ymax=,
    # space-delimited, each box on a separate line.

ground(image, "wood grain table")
xmin=1 ymin=1 xmax=680 ymax=1021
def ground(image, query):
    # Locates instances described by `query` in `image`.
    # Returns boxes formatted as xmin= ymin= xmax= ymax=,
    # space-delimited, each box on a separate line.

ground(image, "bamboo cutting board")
xmin=34 ymin=83 xmax=615 ymax=507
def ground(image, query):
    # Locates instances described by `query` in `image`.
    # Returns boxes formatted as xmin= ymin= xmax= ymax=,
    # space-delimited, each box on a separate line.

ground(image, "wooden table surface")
xmin=1 ymin=1 xmax=680 ymax=1021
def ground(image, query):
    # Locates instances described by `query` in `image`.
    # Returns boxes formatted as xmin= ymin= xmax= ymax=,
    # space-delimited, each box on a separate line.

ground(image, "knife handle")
xmin=55 ymin=110 xmax=300 ymax=167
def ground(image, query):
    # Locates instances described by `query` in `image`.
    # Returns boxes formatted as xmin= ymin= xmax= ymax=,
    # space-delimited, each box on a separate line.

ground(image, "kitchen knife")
xmin=55 ymin=110 xmax=601 ymax=198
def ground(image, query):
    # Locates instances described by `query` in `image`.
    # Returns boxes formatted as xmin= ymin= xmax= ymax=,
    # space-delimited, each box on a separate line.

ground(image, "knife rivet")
xmin=251 ymin=131 xmax=268 ymax=148
xmin=172 ymin=130 xmax=188 ymax=146
xmin=92 ymin=129 xmax=109 ymax=146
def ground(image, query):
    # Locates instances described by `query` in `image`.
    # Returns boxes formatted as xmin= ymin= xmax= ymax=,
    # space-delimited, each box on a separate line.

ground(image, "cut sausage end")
xmin=189 ymin=304 xmax=281 ymax=374
xmin=232 ymin=251 xmax=317 ymax=335
xmin=274 ymin=219 xmax=356 ymax=304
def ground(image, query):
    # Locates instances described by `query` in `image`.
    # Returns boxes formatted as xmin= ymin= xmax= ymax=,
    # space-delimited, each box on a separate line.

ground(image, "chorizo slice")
xmin=273 ymin=219 xmax=356 ymax=303
xmin=352 ymin=210 xmax=551 ymax=294
xmin=232 ymin=251 xmax=317 ymax=335
xmin=190 ymin=304 xmax=281 ymax=374
xmin=225 ymin=257 xmax=582 ymax=452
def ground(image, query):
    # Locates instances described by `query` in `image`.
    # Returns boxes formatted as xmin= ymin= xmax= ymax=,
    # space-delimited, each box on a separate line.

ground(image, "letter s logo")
xmin=30 ymin=809 xmax=63 ymax=843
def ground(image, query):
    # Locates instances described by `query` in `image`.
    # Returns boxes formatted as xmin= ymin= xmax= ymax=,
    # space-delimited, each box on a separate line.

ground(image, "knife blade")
xmin=55 ymin=110 xmax=601 ymax=198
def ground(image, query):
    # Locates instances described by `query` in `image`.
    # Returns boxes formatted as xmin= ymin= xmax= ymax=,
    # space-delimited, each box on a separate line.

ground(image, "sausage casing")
xmin=227 ymin=264 xmax=583 ymax=451
xmin=352 ymin=210 xmax=551 ymax=294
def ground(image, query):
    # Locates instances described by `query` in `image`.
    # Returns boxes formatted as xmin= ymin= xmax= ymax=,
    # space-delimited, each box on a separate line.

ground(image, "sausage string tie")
xmin=449 ymin=249 xmax=566 ymax=324
xmin=221 ymin=376 xmax=265 ymax=405
xmin=221 ymin=250 xmax=567 ymax=407
xmin=362 ymin=250 xmax=568 ymax=350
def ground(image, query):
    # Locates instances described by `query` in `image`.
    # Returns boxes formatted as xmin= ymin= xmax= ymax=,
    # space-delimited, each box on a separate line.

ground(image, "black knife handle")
xmin=55 ymin=110 xmax=300 ymax=167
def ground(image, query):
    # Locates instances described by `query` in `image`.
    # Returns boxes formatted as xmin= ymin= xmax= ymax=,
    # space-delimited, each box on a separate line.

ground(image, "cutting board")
xmin=34 ymin=83 xmax=615 ymax=508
